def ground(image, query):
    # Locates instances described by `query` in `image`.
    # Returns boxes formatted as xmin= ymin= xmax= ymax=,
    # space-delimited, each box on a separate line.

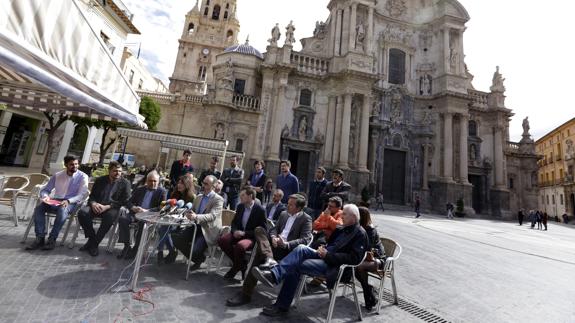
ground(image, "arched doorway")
xmin=571 ymin=193 xmax=575 ymax=216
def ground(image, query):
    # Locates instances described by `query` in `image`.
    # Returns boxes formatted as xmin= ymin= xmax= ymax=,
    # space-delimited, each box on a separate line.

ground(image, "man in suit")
xmin=265 ymin=189 xmax=286 ymax=222
xmin=320 ymin=169 xmax=352 ymax=206
xmin=117 ymin=171 xmax=167 ymax=259
xmin=307 ymin=167 xmax=328 ymax=220
xmin=218 ymin=187 xmax=267 ymax=279
xmin=169 ymin=149 xmax=194 ymax=188
xmin=245 ymin=160 xmax=267 ymax=202
xmin=220 ymin=156 xmax=244 ymax=210
xmin=77 ymin=161 xmax=131 ymax=256
xmin=226 ymin=194 xmax=312 ymax=307
xmin=172 ymin=175 xmax=223 ymax=270
xmin=198 ymin=156 xmax=221 ymax=185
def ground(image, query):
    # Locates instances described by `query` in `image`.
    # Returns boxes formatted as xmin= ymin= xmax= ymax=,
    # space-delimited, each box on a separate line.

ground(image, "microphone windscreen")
xmin=176 ymin=200 xmax=185 ymax=208
xmin=160 ymin=201 xmax=167 ymax=207
xmin=169 ymin=199 xmax=177 ymax=206
xmin=185 ymin=202 xmax=193 ymax=210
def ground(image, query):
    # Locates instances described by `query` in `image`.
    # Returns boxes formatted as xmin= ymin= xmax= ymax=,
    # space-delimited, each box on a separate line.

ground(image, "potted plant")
xmin=455 ymin=197 xmax=465 ymax=217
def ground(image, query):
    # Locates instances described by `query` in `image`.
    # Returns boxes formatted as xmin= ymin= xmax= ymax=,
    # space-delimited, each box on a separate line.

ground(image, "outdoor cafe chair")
xmin=20 ymin=173 xmax=50 ymax=221
xmin=0 ymin=176 xmax=29 ymax=226
xmin=368 ymin=237 xmax=402 ymax=313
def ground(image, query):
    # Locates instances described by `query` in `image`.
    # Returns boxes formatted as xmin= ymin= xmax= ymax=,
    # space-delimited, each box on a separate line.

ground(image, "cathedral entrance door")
xmin=288 ymin=149 xmax=310 ymax=192
xmin=469 ymin=175 xmax=483 ymax=214
xmin=382 ymin=149 xmax=406 ymax=204
xmin=571 ymin=193 xmax=575 ymax=216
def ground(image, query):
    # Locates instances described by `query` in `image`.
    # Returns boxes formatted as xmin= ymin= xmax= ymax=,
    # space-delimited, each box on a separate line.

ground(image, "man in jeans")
xmin=25 ymin=155 xmax=88 ymax=251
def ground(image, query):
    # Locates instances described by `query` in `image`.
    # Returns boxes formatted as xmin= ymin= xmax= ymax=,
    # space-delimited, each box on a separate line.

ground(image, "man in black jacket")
xmin=307 ymin=167 xmax=327 ymax=219
xmin=220 ymin=156 xmax=244 ymax=210
xmin=218 ymin=187 xmax=267 ymax=278
xmin=320 ymin=169 xmax=352 ymax=205
xmin=117 ymin=171 xmax=167 ymax=259
xmin=198 ymin=156 xmax=221 ymax=185
xmin=77 ymin=161 xmax=131 ymax=256
xmin=251 ymin=204 xmax=368 ymax=317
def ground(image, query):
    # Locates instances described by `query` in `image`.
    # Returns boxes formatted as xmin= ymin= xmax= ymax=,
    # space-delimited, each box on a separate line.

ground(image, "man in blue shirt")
xmin=276 ymin=160 xmax=299 ymax=204
xmin=26 ymin=155 xmax=88 ymax=251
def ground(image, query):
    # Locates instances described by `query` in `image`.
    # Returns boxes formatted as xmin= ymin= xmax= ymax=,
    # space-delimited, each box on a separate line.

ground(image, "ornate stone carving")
xmin=298 ymin=116 xmax=307 ymax=141
xmin=490 ymin=66 xmax=506 ymax=92
xmin=313 ymin=21 xmax=327 ymax=39
xmin=281 ymin=124 xmax=290 ymax=138
xmin=419 ymin=74 xmax=432 ymax=95
xmin=268 ymin=23 xmax=281 ymax=47
xmin=419 ymin=29 xmax=433 ymax=49
xmin=385 ymin=0 xmax=407 ymax=18
xmin=522 ymin=117 xmax=530 ymax=137
xmin=355 ymin=20 xmax=366 ymax=52
xmin=284 ymin=21 xmax=296 ymax=46
xmin=381 ymin=24 xmax=413 ymax=46
xmin=390 ymin=91 xmax=402 ymax=124
xmin=214 ymin=122 xmax=225 ymax=140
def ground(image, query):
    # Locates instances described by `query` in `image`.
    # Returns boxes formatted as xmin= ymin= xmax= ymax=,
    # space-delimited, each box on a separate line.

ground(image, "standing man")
xmin=198 ymin=156 xmax=221 ymax=185
xmin=245 ymin=160 xmax=267 ymax=202
xmin=170 ymin=149 xmax=194 ymax=189
xmin=276 ymin=160 xmax=299 ymax=204
xmin=307 ymin=167 xmax=328 ymax=220
xmin=172 ymin=175 xmax=223 ymax=270
xmin=446 ymin=202 xmax=454 ymax=219
xmin=218 ymin=187 xmax=267 ymax=279
xmin=518 ymin=209 xmax=524 ymax=226
xmin=25 ymin=155 xmax=88 ymax=251
xmin=117 ymin=171 xmax=167 ymax=259
xmin=221 ymin=156 xmax=244 ymax=210
xmin=77 ymin=161 xmax=131 ymax=256
xmin=265 ymin=189 xmax=286 ymax=222
xmin=414 ymin=194 xmax=421 ymax=218
xmin=321 ymin=169 xmax=352 ymax=205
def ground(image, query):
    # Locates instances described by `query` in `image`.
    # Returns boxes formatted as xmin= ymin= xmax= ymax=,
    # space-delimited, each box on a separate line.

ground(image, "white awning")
xmin=0 ymin=0 xmax=146 ymax=127
xmin=116 ymin=127 xmax=229 ymax=151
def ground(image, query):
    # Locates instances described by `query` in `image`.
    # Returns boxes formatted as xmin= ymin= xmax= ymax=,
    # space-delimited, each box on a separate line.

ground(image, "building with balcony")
xmin=536 ymin=117 xmax=575 ymax=218
xmin=131 ymin=0 xmax=538 ymax=218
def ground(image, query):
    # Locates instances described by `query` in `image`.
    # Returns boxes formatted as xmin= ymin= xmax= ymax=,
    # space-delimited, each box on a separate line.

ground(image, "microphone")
xmin=159 ymin=199 xmax=177 ymax=215
xmin=173 ymin=201 xmax=193 ymax=217
xmin=170 ymin=200 xmax=185 ymax=214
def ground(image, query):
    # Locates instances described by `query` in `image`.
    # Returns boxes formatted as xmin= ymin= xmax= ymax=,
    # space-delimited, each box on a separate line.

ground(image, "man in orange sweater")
xmin=311 ymin=196 xmax=343 ymax=249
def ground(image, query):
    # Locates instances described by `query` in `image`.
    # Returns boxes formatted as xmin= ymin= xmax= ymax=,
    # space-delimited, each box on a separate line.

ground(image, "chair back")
xmin=221 ymin=209 xmax=235 ymax=227
xmin=88 ymin=181 xmax=95 ymax=191
xmin=381 ymin=237 xmax=402 ymax=262
xmin=22 ymin=173 xmax=50 ymax=193
xmin=1 ymin=176 xmax=29 ymax=198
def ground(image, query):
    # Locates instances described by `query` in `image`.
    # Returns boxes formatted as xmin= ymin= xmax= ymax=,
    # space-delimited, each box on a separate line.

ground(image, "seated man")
xmin=117 ymin=171 xmax=167 ymax=259
xmin=251 ymin=204 xmax=368 ymax=317
xmin=226 ymin=194 xmax=312 ymax=307
xmin=311 ymin=196 xmax=343 ymax=249
xmin=172 ymin=175 xmax=223 ymax=270
xmin=77 ymin=161 xmax=131 ymax=256
xmin=265 ymin=189 xmax=285 ymax=222
xmin=218 ymin=187 xmax=266 ymax=279
xmin=26 ymin=155 xmax=88 ymax=251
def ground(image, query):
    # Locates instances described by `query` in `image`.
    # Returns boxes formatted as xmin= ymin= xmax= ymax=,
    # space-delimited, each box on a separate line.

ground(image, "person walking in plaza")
xmin=117 ymin=171 xmax=167 ymax=260
xmin=245 ymin=160 xmax=267 ymax=202
xmin=542 ymin=212 xmax=548 ymax=231
xmin=446 ymin=202 xmax=454 ymax=219
xmin=25 ymin=155 xmax=88 ymax=251
xmin=518 ymin=209 xmax=524 ymax=226
xmin=218 ymin=187 xmax=267 ymax=279
xmin=220 ymin=156 xmax=244 ymax=210
xmin=308 ymin=167 xmax=328 ymax=220
xmin=320 ymin=169 xmax=352 ymax=205
xmin=169 ymin=149 xmax=194 ymax=189
xmin=414 ymin=194 xmax=421 ymax=218
xmin=77 ymin=161 xmax=131 ymax=256
xmin=536 ymin=211 xmax=543 ymax=230
xmin=529 ymin=210 xmax=536 ymax=229
xmin=171 ymin=175 xmax=223 ymax=270
xmin=276 ymin=160 xmax=300 ymax=204
xmin=198 ymin=156 xmax=221 ymax=185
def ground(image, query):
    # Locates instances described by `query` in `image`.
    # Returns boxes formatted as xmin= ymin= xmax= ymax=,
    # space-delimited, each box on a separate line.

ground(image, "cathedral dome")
xmin=224 ymin=37 xmax=263 ymax=59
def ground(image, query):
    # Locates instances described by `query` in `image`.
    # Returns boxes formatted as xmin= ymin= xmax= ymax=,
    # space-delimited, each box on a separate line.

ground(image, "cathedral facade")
xmin=132 ymin=0 xmax=538 ymax=218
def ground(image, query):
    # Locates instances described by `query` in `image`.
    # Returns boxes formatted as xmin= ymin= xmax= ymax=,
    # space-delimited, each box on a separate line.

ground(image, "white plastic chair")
xmin=294 ymin=252 xmax=368 ymax=322
xmin=368 ymin=237 xmax=402 ymax=313
xmin=0 ymin=176 xmax=29 ymax=226
xmin=20 ymin=173 xmax=49 ymax=220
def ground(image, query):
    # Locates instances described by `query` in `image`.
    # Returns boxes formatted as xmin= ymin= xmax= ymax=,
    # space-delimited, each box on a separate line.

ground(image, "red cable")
xmin=113 ymin=284 xmax=156 ymax=323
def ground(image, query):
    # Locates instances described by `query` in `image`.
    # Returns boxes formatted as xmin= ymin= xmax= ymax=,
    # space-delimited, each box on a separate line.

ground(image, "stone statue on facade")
xmin=220 ymin=58 xmax=234 ymax=91
xmin=490 ymin=66 xmax=506 ymax=92
xmin=214 ymin=123 xmax=225 ymax=140
xmin=285 ymin=21 xmax=296 ymax=46
xmin=298 ymin=116 xmax=307 ymax=141
xmin=355 ymin=21 xmax=365 ymax=52
xmin=268 ymin=23 xmax=281 ymax=47
xmin=449 ymin=47 xmax=458 ymax=71
xmin=522 ymin=117 xmax=530 ymax=136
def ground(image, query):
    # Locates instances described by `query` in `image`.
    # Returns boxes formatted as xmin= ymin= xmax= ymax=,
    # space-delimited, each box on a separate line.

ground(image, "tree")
xmin=139 ymin=96 xmax=161 ymax=130
xmin=41 ymin=112 xmax=70 ymax=175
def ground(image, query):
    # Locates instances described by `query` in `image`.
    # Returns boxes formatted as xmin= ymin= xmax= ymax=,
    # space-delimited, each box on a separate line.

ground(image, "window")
xmin=299 ymin=89 xmax=312 ymax=106
xmin=546 ymin=195 xmax=549 ymax=205
xmin=552 ymin=171 xmax=555 ymax=183
xmin=560 ymin=168 xmax=564 ymax=180
xmin=508 ymin=177 xmax=514 ymax=189
xmin=224 ymin=11 xmax=228 ymax=19
xmin=388 ymin=49 xmax=406 ymax=85
xmin=234 ymin=79 xmax=246 ymax=94
xmin=541 ymin=195 xmax=544 ymax=204
xmin=561 ymin=194 xmax=564 ymax=205
xmin=235 ymin=139 xmax=243 ymax=151
xmin=100 ymin=31 xmax=115 ymax=54
xmin=212 ymin=5 xmax=221 ymax=20
xmin=198 ymin=66 xmax=207 ymax=81
xmin=225 ymin=3 xmax=229 ymax=9
xmin=204 ymin=7 xmax=208 ymax=15
xmin=557 ymin=143 xmax=562 ymax=160
xmin=392 ymin=134 xmax=402 ymax=148
xmin=206 ymin=0 xmax=210 ymax=5
xmin=552 ymin=195 xmax=555 ymax=204
xmin=188 ymin=23 xmax=195 ymax=34
xmin=128 ymin=70 xmax=134 ymax=84
xmin=138 ymin=79 xmax=143 ymax=89
xmin=226 ymin=30 xmax=234 ymax=42
xmin=468 ymin=120 xmax=477 ymax=137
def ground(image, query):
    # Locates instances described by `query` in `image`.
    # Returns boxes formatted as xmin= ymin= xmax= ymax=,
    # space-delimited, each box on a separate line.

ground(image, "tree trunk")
xmin=97 ymin=126 xmax=116 ymax=166
xmin=40 ymin=113 xmax=68 ymax=175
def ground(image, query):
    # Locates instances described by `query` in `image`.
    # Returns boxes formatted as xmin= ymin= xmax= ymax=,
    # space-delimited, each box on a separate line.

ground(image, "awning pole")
xmin=155 ymin=144 xmax=162 ymax=168
xmin=220 ymin=140 xmax=228 ymax=174
xmin=240 ymin=152 xmax=245 ymax=169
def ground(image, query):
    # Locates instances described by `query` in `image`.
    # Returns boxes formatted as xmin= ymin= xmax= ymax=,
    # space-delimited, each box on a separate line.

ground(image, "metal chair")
xmin=368 ymin=237 xmax=402 ymax=313
xmin=212 ymin=210 xmax=236 ymax=273
xmin=0 ymin=176 xmax=30 ymax=226
xmin=67 ymin=199 xmax=117 ymax=250
xmin=294 ymin=252 xmax=368 ymax=323
xmin=19 ymin=173 xmax=49 ymax=220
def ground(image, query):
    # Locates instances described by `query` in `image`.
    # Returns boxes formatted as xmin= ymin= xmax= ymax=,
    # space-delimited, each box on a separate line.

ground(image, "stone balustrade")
xmin=185 ymin=95 xmax=203 ymax=104
xmin=469 ymin=90 xmax=488 ymax=108
xmin=290 ymin=52 xmax=329 ymax=76
xmin=233 ymin=94 xmax=260 ymax=111
xmin=136 ymin=90 xmax=175 ymax=103
xmin=506 ymin=141 xmax=520 ymax=152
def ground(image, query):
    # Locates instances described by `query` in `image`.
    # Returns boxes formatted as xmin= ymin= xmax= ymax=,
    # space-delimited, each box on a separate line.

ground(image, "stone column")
xmin=422 ymin=143 xmax=429 ymax=190
xmin=494 ymin=126 xmax=505 ymax=188
xmin=443 ymin=113 xmax=453 ymax=180
xmin=268 ymin=83 xmax=287 ymax=161
xmin=329 ymin=8 xmax=337 ymax=55
xmin=358 ymin=95 xmax=370 ymax=171
xmin=332 ymin=96 xmax=343 ymax=166
xmin=338 ymin=93 xmax=352 ymax=169
xmin=459 ymin=114 xmax=469 ymax=184
xmin=323 ymin=96 xmax=337 ymax=166
xmin=348 ymin=3 xmax=357 ymax=52
xmin=369 ymin=131 xmax=378 ymax=183
xmin=367 ymin=7 xmax=374 ymax=54
xmin=334 ymin=9 xmax=342 ymax=56
xmin=81 ymin=125 xmax=98 ymax=164
xmin=443 ymin=28 xmax=450 ymax=73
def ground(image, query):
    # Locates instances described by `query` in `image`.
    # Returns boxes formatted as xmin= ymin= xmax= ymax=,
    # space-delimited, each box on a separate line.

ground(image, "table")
xmin=130 ymin=211 xmax=198 ymax=290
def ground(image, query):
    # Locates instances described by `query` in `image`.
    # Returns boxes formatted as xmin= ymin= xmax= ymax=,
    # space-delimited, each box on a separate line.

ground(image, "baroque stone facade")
xmin=131 ymin=0 xmax=538 ymax=218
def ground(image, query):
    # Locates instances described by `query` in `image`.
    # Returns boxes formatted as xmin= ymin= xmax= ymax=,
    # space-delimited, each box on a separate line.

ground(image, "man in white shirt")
xmin=26 ymin=156 xmax=88 ymax=251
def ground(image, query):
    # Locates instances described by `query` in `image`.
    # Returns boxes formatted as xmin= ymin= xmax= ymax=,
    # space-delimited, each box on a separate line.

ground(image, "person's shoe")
xmin=189 ymin=262 xmax=202 ymax=271
xmin=226 ymin=293 xmax=251 ymax=307
xmin=223 ymin=268 xmax=239 ymax=280
xmin=164 ymin=249 xmax=178 ymax=264
xmin=125 ymin=247 xmax=138 ymax=260
xmin=79 ymin=240 xmax=92 ymax=252
xmin=307 ymin=277 xmax=325 ymax=287
xmin=251 ymin=267 xmax=276 ymax=288
xmin=258 ymin=257 xmax=278 ymax=269
xmin=157 ymin=250 xmax=164 ymax=265
xmin=117 ymin=245 xmax=131 ymax=259
xmin=41 ymin=237 xmax=56 ymax=251
xmin=261 ymin=305 xmax=288 ymax=317
xmin=25 ymin=237 xmax=45 ymax=251
xmin=88 ymin=246 xmax=99 ymax=257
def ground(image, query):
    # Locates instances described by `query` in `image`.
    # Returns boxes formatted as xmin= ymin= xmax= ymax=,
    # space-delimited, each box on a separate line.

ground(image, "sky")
xmin=122 ymin=0 xmax=575 ymax=142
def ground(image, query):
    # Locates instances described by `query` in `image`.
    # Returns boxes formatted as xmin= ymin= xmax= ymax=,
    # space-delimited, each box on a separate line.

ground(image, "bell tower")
xmin=169 ymin=0 xmax=240 ymax=94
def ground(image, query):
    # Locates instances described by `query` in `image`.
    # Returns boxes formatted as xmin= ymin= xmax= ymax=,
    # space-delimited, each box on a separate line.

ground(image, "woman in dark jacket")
xmin=356 ymin=207 xmax=385 ymax=310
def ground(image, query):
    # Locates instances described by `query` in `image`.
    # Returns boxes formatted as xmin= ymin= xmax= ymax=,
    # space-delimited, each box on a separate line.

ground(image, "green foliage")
xmin=456 ymin=198 xmax=465 ymax=215
xmin=361 ymin=186 xmax=372 ymax=203
xmin=139 ymin=96 xmax=161 ymax=130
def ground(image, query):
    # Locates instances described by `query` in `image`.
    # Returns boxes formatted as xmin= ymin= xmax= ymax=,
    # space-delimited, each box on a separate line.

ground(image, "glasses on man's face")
xmin=202 ymin=181 xmax=210 ymax=186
